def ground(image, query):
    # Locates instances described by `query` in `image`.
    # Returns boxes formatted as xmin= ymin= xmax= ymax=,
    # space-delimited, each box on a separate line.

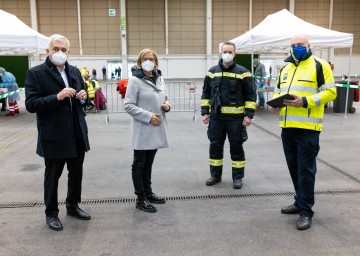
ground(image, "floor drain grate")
xmin=1 ymin=189 xmax=360 ymax=209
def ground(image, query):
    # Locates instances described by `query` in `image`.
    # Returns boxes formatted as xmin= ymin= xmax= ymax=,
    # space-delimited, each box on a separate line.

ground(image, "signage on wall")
xmin=109 ymin=9 xmax=116 ymax=16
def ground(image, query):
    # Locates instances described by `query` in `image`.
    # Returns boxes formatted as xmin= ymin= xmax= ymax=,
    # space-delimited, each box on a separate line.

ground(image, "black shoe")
xmin=233 ymin=179 xmax=242 ymax=189
xmin=67 ymin=206 xmax=91 ymax=220
xmin=136 ymin=200 xmax=157 ymax=213
xmin=1 ymin=108 xmax=6 ymax=112
xmin=146 ymin=193 xmax=166 ymax=204
xmin=281 ymin=204 xmax=300 ymax=214
xmin=297 ymin=212 xmax=312 ymax=230
xmin=46 ymin=216 xmax=63 ymax=231
xmin=206 ymin=176 xmax=221 ymax=186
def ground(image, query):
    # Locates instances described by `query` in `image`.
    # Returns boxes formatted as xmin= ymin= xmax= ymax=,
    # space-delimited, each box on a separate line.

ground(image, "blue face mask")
xmin=291 ymin=45 xmax=307 ymax=61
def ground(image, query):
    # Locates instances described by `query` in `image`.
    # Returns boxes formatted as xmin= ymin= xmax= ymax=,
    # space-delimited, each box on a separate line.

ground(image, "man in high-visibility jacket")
xmin=272 ymin=34 xmax=336 ymax=230
xmin=201 ymin=41 xmax=256 ymax=189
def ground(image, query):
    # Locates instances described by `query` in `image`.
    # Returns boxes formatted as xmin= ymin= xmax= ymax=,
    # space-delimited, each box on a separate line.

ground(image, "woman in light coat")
xmin=124 ymin=49 xmax=171 ymax=213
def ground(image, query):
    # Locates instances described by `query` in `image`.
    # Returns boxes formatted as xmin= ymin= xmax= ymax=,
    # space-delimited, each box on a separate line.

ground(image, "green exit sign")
xmin=109 ymin=9 xmax=116 ymax=16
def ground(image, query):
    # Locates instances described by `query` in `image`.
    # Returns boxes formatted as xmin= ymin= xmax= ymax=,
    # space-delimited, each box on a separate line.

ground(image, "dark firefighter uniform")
xmin=201 ymin=59 xmax=256 ymax=181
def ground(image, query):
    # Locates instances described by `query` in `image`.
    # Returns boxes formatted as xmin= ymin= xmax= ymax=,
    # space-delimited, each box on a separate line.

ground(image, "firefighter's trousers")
xmin=207 ymin=118 xmax=246 ymax=180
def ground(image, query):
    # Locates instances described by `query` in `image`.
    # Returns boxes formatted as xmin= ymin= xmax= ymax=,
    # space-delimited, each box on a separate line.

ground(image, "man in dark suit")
xmin=25 ymin=34 xmax=91 ymax=231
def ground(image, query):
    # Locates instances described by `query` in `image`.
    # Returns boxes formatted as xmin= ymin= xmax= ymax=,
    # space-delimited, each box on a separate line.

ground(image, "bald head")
xmin=290 ymin=34 xmax=310 ymax=49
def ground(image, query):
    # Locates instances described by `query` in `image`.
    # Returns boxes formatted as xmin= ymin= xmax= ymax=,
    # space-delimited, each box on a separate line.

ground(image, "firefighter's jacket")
xmin=201 ymin=60 xmax=256 ymax=120
xmin=274 ymin=51 xmax=337 ymax=131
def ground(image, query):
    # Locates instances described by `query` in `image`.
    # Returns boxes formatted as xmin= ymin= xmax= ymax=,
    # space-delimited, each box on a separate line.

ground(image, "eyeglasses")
xmin=143 ymin=58 xmax=154 ymax=62
xmin=222 ymin=51 xmax=233 ymax=54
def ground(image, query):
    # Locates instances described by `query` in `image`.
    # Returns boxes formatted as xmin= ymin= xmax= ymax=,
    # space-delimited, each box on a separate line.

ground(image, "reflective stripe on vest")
xmin=280 ymin=115 xmax=322 ymax=124
xmin=232 ymin=160 xmax=246 ymax=169
xmin=210 ymin=158 xmax=223 ymax=166
xmin=279 ymin=85 xmax=318 ymax=94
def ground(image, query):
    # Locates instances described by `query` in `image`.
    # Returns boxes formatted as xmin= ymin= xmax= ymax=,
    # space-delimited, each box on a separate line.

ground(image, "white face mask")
xmin=51 ymin=51 xmax=68 ymax=65
xmin=141 ymin=60 xmax=155 ymax=72
xmin=222 ymin=53 xmax=234 ymax=63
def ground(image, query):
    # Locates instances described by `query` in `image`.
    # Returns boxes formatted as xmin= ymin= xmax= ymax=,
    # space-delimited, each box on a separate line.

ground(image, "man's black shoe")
xmin=136 ymin=200 xmax=157 ymax=213
xmin=146 ymin=193 xmax=166 ymax=204
xmin=206 ymin=176 xmax=221 ymax=186
xmin=281 ymin=204 xmax=300 ymax=214
xmin=46 ymin=216 xmax=63 ymax=231
xmin=233 ymin=179 xmax=242 ymax=189
xmin=297 ymin=212 xmax=312 ymax=230
xmin=67 ymin=207 xmax=91 ymax=220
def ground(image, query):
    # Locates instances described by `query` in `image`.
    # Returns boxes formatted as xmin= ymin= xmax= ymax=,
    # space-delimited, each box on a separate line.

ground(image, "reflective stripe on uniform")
xmin=221 ymin=106 xmax=244 ymax=114
xmin=232 ymin=160 xmax=246 ymax=168
xmin=201 ymin=99 xmax=210 ymax=107
xmin=280 ymin=115 xmax=322 ymax=124
xmin=319 ymin=82 xmax=336 ymax=91
xmin=279 ymin=85 xmax=318 ymax=94
xmin=245 ymin=101 xmax=256 ymax=109
xmin=207 ymin=71 xmax=252 ymax=80
xmin=311 ymin=94 xmax=321 ymax=106
xmin=209 ymin=158 xmax=223 ymax=166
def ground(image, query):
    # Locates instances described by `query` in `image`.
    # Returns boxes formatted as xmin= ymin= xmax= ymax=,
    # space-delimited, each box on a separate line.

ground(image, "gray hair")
xmin=48 ymin=34 xmax=70 ymax=49
xmin=0 ymin=67 xmax=5 ymax=74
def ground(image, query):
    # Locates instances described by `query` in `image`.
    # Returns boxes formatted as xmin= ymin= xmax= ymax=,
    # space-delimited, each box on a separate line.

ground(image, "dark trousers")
xmin=207 ymin=119 xmax=245 ymax=180
xmin=281 ymin=128 xmax=320 ymax=217
xmin=44 ymin=140 xmax=85 ymax=217
xmin=132 ymin=149 xmax=158 ymax=201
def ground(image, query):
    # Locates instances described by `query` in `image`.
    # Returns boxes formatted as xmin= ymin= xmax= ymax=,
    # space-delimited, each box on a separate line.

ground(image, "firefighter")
xmin=201 ymin=41 xmax=256 ymax=189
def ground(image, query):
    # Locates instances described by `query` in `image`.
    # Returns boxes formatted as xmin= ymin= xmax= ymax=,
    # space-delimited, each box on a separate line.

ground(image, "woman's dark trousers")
xmin=132 ymin=149 xmax=158 ymax=201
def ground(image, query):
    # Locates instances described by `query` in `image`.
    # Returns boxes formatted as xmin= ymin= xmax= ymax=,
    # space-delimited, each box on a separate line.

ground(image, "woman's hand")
xmin=150 ymin=113 xmax=161 ymax=126
xmin=161 ymin=101 xmax=171 ymax=112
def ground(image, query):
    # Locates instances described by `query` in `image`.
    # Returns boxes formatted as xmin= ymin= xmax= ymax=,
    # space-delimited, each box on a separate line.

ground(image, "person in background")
xmin=102 ymin=66 xmax=107 ymax=80
xmin=272 ymin=34 xmax=336 ymax=230
xmin=92 ymin=68 xmax=97 ymax=79
xmin=253 ymin=58 xmax=267 ymax=110
xmin=201 ymin=41 xmax=256 ymax=190
xmin=0 ymin=67 xmax=20 ymax=116
xmin=84 ymin=75 xmax=100 ymax=110
xmin=25 ymin=34 xmax=91 ymax=231
xmin=124 ymin=48 xmax=171 ymax=213
xmin=0 ymin=91 xmax=6 ymax=111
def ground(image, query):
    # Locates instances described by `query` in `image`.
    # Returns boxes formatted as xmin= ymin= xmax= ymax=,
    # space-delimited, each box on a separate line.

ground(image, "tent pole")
xmin=343 ymin=47 xmax=353 ymax=118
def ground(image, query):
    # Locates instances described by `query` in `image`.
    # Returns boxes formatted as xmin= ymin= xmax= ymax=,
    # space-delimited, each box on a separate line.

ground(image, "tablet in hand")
xmin=266 ymin=94 xmax=295 ymax=108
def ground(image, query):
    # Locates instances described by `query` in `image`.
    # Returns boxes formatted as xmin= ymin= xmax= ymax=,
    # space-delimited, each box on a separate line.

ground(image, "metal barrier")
xmin=104 ymin=80 xmax=197 ymax=123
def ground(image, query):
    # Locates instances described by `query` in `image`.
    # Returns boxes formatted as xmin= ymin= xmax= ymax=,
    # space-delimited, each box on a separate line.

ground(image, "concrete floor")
xmin=1 ymin=81 xmax=360 ymax=256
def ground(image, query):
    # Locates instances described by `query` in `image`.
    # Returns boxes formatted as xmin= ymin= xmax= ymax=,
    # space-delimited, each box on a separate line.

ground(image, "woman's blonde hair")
xmin=136 ymin=48 xmax=159 ymax=70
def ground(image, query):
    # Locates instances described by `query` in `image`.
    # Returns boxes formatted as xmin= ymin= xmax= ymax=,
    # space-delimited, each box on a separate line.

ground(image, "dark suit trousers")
xmin=44 ymin=140 xmax=85 ymax=217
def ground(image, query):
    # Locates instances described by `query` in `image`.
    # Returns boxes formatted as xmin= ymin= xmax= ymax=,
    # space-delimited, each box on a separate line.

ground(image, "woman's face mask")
xmin=141 ymin=60 xmax=155 ymax=72
xmin=291 ymin=45 xmax=308 ymax=61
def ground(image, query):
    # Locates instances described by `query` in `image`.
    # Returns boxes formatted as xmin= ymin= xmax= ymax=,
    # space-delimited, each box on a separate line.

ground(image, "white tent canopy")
xmin=0 ymin=9 xmax=49 ymax=55
xmin=222 ymin=9 xmax=353 ymax=53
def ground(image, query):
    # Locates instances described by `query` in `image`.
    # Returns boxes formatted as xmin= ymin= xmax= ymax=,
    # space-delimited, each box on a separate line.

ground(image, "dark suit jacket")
xmin=25 ymin=57 xmax=90 ymax=159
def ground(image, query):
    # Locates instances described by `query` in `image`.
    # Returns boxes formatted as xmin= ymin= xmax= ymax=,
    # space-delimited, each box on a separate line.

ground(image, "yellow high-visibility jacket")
xmin=85 ymin=80 xmax=100 ymax=99
xmin=273 ymin=54 xmax=337 ymax=131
